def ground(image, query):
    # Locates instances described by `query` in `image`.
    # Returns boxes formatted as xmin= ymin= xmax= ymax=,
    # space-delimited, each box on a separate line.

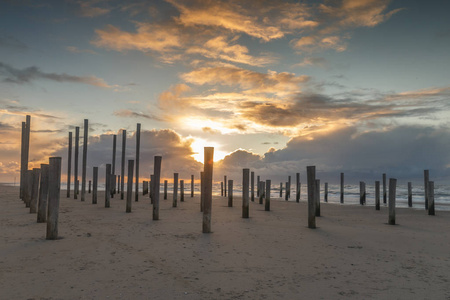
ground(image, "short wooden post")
xmin=30 ymin=168 xmax=40 ymax=214
xmin=408 ymin=182 xmax=412 ymax=208
xmin=47 ymin=157 xmax=61 ymax=240
xmin=340 ymin=172 xmax=344 ymax=203
xmin=224 ymin=175 xmax=227 ymax=197
xmin=126 ymin=160 xmax=134 ymax=213
xmin=296 ymin=173 xmax=300 ymax=202
xmin=242 ymin=168 xmax=249 ymax=218
xmin=88 ymin=180 xmax=91 ymax=193
xmin=203 ymin=147 xmax=214 ymax=233
xmin=388 ymin=178 xmax=397 ymax=225
xmin=144 ymin=181 xmax=149 ymax=195
xmin=150 ymin=175 xmax=154 ymax=203
xmin=81 ymin=119 xmax=88 ymax=202
xmin=164 ymin=180 xmax=168 ymax=200
xmin=324 ymin=182 xmax=328 ymax=202
xmin=288 ymin=175 xmax=291 ymax=199
xmin=265 ymin=179 xmax=271 ymax=211
xmin=110 ymin=175 xmax=115 ymax=198
xmin=120 ymin=130 xmax=126 ymax=200
xmin=191 ymin=175 xmax=194 ymax=197
xmin=200 ymin=171 xmax=204 ymax=212
xmin=315 ymin=179 xmax=320 ymax=217
xmin=153 ymin=156 xmax=162 ymax=220
xmin=375 ymin=181 xmax=380 ymax=210
xmin=428 ymin=181 xmax=435 ymax=216
xmin=37 ymin=164 xmax=49 ymax=223
xmin=250 ymin=171 xmax=254 ymax=202
xmin=180 ymin=180 xmax=185 ymax=202
xmin=382 ymin=173 xmax=387 ymax=205
xmin=359 ymin=181 xmax=366 ymax=205
xmin=74 ymin=126 xmax=79 ymax=199
xmin=259 ymin=181 xmax=265 ymax=204
xmin=221 ymin=182 xmax=224 ymax=196
xmin=173 ymin=173 xmax=178 ymax=207
xmin=105 ymin=164 xmax=111 ymax=208
xmin=135 ymin=123 xmax=141 ymax=202
xmin=257 ymin=175 xmax=260 ymax=197
xmin=67 ymin=131 xmax=72 ymax=198
xmin=424 ymin=170 xmax=429 ymax=210
xmin=228 ymin=180 xmax=233 ymax=207
xmin=117 ymin=175 xmax=120 ymax=194
xmin=307 ymin=166 xmax=316 ymax=229
xmin=92 ymin=167 xmax=98 ymax=204
xmin=24 ymin=170 xmax=32 ymax=207
xmin=279 ymin=182 xmax=283 ymax=197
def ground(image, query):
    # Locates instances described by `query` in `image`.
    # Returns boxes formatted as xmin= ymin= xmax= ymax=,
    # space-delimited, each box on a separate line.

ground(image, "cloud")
xmin=0 ymin=61 xmax=112 ymax=87
xmin=295 ymin=57 xmax=329 ymax=68
xmin=76 ymin=0 xmax=111 ymax=17
xmin=113 ymin=109 xmax=162 ymax=121
xmin=66 ymin=46 xmax=97 ymax=55
xmin=0 ymin=35 xmax=28 ymax=50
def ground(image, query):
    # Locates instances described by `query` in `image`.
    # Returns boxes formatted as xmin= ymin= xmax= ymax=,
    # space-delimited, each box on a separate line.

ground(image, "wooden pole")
xmin=20 ymin=121 xmax=26 ymax=199
xmin=224 ymin=175 xmax=227 ymax=197
xmin=228 ymin=180 xmax=233 ymax=207
xmin=424 ymin=169 xmax=429 ymax=210
xmin=428 ymin=181 xmax=435 ymax=216
xmin=121 ymin=130 xmax=126 ymax=200
xmin=164 ymin=180 xmax=168 ymax=200
xmin=191 ymin=174 xmax=194 ymax=197
xmin=259 ymin=181 xmax=265 ymax=204
xmin=280 ymin=182 xmax=283 ymax=198
xmin=265 ymin=179 xmax=271 ymax=211
xmin=126 ymin=160 xmax=134 ymax=213
xmin=257 ymin=175 xmax=260 ymax=197
xmin=200 ymin=172 xmax=204 ymax=212
xmin=88 ymin=180 xmax=91 ymax=193
xmin=20 ymin=115 xmax=31 ymax=199
xmin=46 ymin=157 xmax=61 ymax=240
xmin=117 ymin=175 xmax=120 ymax=194
xmin=153 ymin=156 xmax=162 ymax=220
xmin=143 ymin=181 xmax=148 ymax=195
xmin=37 ymin=164 xmax=49 ymax=223
xmin=110 ymin=174 xmax=115 ymax=198
xmin=375 ymin=181 xmax=380 ymax=210
xmin=251 ymin=171 xmax=254 ymax=202
xmin=180 ymin=180 xmax=185 ymax=202
xmin=112 ymin=134 xmax=116 ymax=194
xmin=173 ymin=173 xmax=178 ymax=207
xmin=340 ymin=172 xmax=344 ymax=203
xmin=388 ymin=178 xmax=397 ymax=225
xmin=30 ymin=168 xmax=40 ymax=214
xmin=92 ymin=167 xmax=98 ymax=204
xmin=202 ymin=147 xmax=214 ymax=233
xmin=324 ymin=182 xmax=328 ymax=203
xmin=24 ymin=170 xmax=32 ymax=207
xmin=242 ymin=168 xmax=249 ymax=218
xmin=315 ymin=179 xmax=320 ymax=217
xmin=307 ymin=166 xmax=316 ymax=229
xmin=67 ymin=131 xmax=72 ymax=198
xmin=135 ymin=123 xmax=141 ymax=202
xmin=149 ymin=175 xmax=154 ymax=202
xmin=105 ymin=164 xmax=111 ymax=208
xmin=287 ymin=176 xmax=291 ymax=200
xmin=221 ymin=182 xmax=223 ymax=196
xmin=81 ymin=119 xmax=88 ymax=202
xmin=296 ymin=173 xmax=300 ymax=202
xmin=382 ymin=173 xmax=387 ymax=205
xmin=74 ymin=126 xmax=79 ymax=199
xmin=408 ymin=182 xmax=412 ymax=208
xmin=360 ymin=181 xmax=366 ymax=205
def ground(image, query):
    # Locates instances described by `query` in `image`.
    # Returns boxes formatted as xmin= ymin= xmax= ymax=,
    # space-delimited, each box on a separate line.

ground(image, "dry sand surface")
xmin=1 ymin=184 xmax=450 ymax=300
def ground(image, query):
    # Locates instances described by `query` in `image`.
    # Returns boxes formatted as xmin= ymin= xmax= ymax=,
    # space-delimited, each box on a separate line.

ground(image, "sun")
xmin=190 ymin=137 xmax=228 ymax=164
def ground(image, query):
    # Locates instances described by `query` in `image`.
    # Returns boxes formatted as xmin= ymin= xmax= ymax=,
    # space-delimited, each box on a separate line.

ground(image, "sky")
xmin=1 ymin=0 xmax=450 ymax=185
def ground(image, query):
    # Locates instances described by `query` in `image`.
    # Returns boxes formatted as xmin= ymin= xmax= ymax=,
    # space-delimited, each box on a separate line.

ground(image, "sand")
xmin=1 ymin=184 xmax=450 ymax=300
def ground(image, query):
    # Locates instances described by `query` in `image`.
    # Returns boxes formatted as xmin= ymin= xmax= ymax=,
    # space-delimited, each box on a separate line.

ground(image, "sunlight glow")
xmin=190 ymin=137 xmax=228 ymax=163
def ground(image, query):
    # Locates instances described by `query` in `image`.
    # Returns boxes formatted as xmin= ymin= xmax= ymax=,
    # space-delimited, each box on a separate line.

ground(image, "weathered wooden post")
xmin=242 ymin=168 xmax=249 ymax=218
xmin=340 ymin=172 xmax=344 ymax=203
xmin=24 ymin=170 xmax=32 ymax=207
xmin=81 ymin=119 xmax=88 ymax=202
xmin=280 ymin=182 xmax=283 ymax=197
xmin=428 ymin=181 xmax=435 ymax=216
xmin=110 ymin=174 xmax=115 ymax=198
xmin=37 ymin=164 xmax=49 ymax=223
xmin=315 ymin=179 xmax=320 ymax=217
xmin=173 ymin=173 xmax=179 ymax=207
xmin=424 ymin=170 xmax=429 ymax=210
xmin=203 ymin=147 xmax=214 ymax=233
xmin=121 ymin=130 xmax=126 ymax=200
xmin=288 ymin=175 xmax=291 ymax=199
xmin=221 ymin=181 xmax=224 ymax=196
xmin=191 ymin=175 xmax=194 ymax=197
xmin=228 ymin=180 xmax=233 ymax=207
xmin=257 ymin=175 xmax=260 ymax=197
xmin=324 ymin=182 xmax=328 ymax=202
xmin=375 ymin=181 xmax=380 ymax=210
xmin=164 ymin=180 xmax=168 ymax=200
xmin=117 ymin=175 xmax=120 ymax=194
xmin=383 ymin=173 xmax=387 ymax=205
xmin=180 ymin=180 xmax=185 ymax=202
xmin=224 ymin=175 xmax=227 ymax=197
xmin=135 ymin=123 xmax=141 ymax=202
xmin=265 ymin=179 xmax=271 ymax=211
xmin=126 ymin=160 xmax=134 ymax=213
xmin=20 ymin=122 xmax=26 ymax=199
xmin=307 ymin=166 xmax=316 ymax=229
xmin=153 ymin=156 xmax=162 ymax=220
xmin=360 ymin=181 xmax=366 ymax=205
xmin=149 ymin=175 xmax=154 ymax=202
xmin=112 ymin=134 xmax=116 ymax=194
xmin=388 ymin=178 xmax=397 ymax=225
xmin=143 ymin=181 xmax=148 ymax=195
xmin=408 ymin=182 xmax=412 ymax=208
xmin=296 ymin=173 xmax=300 ymax=202
xmin=20 ymin=115 xmax=31 ymax=200
xmin=88 ymin=180 xmax=91 ymax=193
xmin=92 ymin=167 xmax=98 ymax=204
xmin=105 ymin=164 xmax=111 ymax=208
xmin=74 ymin=126 xmax=79 ymax=199
xmin=46 ymin=157 xmax=61 ymax=240
xmin=200 ymin=172 xmax=204 ymax=212
xmin=251 ymin=171 xmax=254 ymax=202
xmin=67 ymin=131 xmax=72 ymax=198
xmin=30 ymin=168 xmax=40 ymax=214
xmin=259 ymin=181 xmax=265 ymax=204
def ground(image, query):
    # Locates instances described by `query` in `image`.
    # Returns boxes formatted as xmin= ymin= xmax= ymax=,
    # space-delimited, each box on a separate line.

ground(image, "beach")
xmin=1 ymin=184 xmax=449 ymax=299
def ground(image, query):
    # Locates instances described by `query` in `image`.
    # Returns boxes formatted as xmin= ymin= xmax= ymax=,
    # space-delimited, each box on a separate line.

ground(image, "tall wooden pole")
xmin=67 ymin=132 xmax=72 ymax=198
xmin=296 ymin=173 xmax=300 ymax=202
xmin=20 ymin=121 xmax=26 ymax=199
xmin=20 ymin=116 xmax=31 ymax=199
xmin=224 ymin=175 xmax=227 ymax=197
xmin=388 ymin=178 xmax=397 ymax=225
xmin=383 ymin=173 xmax=387 ymax=205
xmin=164 ymin=180 xmax=168 ymax=200
xmin=37 ymin=164 xmax=49 ymax=223
xmin=307 ymin=166 xmax=316 ymax=229
xmin=315 ymin=179 xmax=320 ymax=217
xmin=200 ymin=172 xmax=204 ymax=212
xmin=375 ymin=181 xmax=380 ymax=210
xmin=257 ymin=175 xmax=260 ymax=197
xmin=228 ymin=180 xmax=233 ymax=207
xmin=180 ymin=180 xmax=185 ymax=202
xmin=81 ymin=119 xmax=88 ymax=202
xmin=202 ymin=147 xmax=214 ymax=233
xmin=121 ymin=130 xmax=126 ymax=200
xmin=105 ymin=164 xmax=111 ymax=208
xmin=153 ymin=156 xmax=162 ymax=220
xmin=324 ymin=182 xmax=328 ymax=202
xmin=428 ymin=181 xmax=435 ymax=216
xmin=408 ymin=182 xmax=412 ymax=208
xmin=280 ymin=182 xmax=283 ymax=197
xmin=424 ymin=170 xmax=429 ymax=210
xmin=126 ymin=160 xmax=134 ymax=213
xmin=92 ymin=167 xmax=98 ymax=204
xmin=30 ymin=168 xmax=40 ymax=214
xmin=74 ymin=126 xmax=79 ymax=199
xmin=173 ymin=173 xmax=178 ymax=208
xmin=135 ymin=123 xmax=141 ymax=202
xmin=340 ymin=172 xmax=344 ymax=203
xmin=112 ymin=134 xmax=116 ymax=193
xmin=46 ymin=157 xmax=61 ymax=240
xmin=265 ymin=179 xmax=271 ymax=211
xmin=242 ymin=168 xmax=249 ymax=218
xmin=191 ymin=174 xmax=194 ymax=197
